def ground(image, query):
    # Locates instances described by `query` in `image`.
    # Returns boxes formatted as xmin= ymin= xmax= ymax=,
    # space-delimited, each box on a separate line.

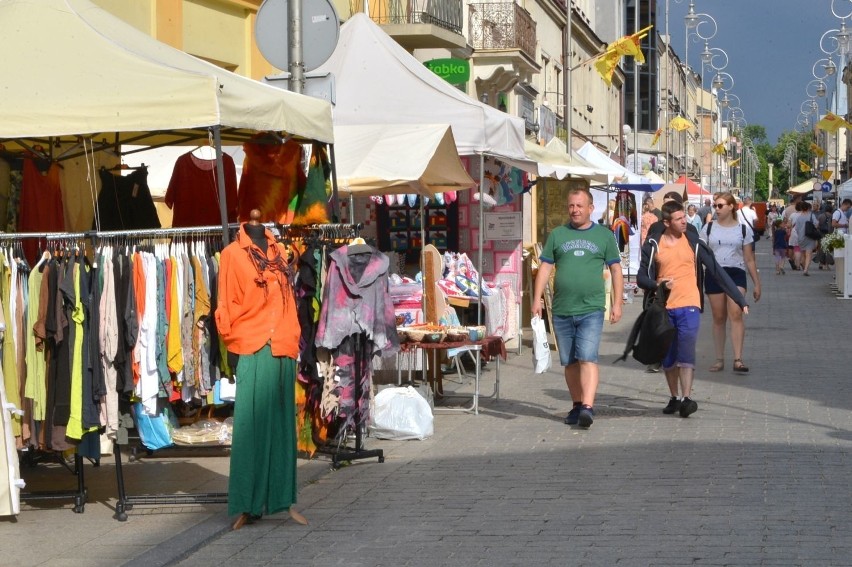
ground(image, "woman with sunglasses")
xmin=701 ymin=192 xmax=761 ymax=373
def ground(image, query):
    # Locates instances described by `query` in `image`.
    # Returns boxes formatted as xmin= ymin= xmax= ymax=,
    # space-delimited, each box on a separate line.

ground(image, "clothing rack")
xmin=327 ymin=332 xmax=384 ymax=470
xmin=3 ymin=222 xmax=365 ymax=520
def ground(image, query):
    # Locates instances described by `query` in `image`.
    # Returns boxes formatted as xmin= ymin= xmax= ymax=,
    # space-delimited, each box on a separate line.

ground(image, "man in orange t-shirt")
xmin=638 ymin=201 xmax=748 ymax=418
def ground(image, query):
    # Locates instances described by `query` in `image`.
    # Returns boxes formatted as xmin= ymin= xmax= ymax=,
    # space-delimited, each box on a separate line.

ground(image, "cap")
xmin=663 ymin=191 xmax=683 ymax=204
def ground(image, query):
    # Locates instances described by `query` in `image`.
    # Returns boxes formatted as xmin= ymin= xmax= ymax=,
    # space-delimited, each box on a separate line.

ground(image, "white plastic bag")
xmin=531 ymin=315 xmax=552 ymax=374
xmin=370 ymin=386 xmax=434 ymax=440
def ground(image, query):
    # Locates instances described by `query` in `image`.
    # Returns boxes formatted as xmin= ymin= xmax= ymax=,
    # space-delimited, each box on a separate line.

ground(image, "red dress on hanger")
xmin=19 ymin=158 xmax=65 ymax=263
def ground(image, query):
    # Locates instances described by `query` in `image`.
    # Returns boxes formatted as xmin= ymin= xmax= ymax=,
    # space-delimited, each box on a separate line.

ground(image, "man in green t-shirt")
xmin=532 ymin=188 xmax=623 ymax=429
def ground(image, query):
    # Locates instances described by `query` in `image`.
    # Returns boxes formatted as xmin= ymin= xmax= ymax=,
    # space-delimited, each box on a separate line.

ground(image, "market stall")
xmin=0 ymin=0 xmax=335 ymax=519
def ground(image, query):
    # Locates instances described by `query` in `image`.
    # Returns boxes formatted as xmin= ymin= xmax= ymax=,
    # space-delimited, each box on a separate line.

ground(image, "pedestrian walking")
xmin=638 ymin=200 xmax=748 ymax=417
xmin=532 ymin=187 xmax=623 ymax=429
xmin=701 ymin=192 xmax=761 ymax=374
xmin=792 ymin=201 xmax=818 ymax=275
xmin=772 ymin=219 xmax=788 ymax=275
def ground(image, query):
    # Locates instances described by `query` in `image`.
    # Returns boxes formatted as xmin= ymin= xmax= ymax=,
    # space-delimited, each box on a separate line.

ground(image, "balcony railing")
xmin=350 ymin=0 xmax=464 ymax=35
xmin=468 ymin=2 xmax=536 ymax=60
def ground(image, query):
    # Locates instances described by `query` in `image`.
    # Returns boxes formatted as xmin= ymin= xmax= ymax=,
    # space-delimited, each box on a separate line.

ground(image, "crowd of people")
xmin=536 ymin=186 xmax=849 ymax=429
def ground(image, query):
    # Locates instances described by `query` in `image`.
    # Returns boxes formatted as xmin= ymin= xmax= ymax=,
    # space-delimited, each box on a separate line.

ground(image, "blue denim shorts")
xmin=551 ymin=310 xmax=605 ymax=366
xmin=662 ymin=307 xmax=701 ymax=370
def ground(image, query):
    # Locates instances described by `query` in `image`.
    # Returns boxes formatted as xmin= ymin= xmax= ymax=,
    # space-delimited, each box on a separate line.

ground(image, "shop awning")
xmin=503 ymin=139 xmax=609 ymax=183
xmin=334 ymin=124 xmax=475 ymax=196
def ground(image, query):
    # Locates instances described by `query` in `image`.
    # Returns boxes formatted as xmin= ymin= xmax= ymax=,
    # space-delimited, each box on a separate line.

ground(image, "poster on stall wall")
xmin=460 ymin=156 xmax=524 ymax=298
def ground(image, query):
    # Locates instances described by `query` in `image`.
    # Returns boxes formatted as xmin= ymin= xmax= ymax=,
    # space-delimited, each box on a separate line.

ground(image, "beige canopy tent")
xmin=788 ymin=178 xmax=821 ymax=195
xmin=506 ymin=139 xmax=609 ymax=183
xmin=0 ymin=0 xmax=333 ymax=146
xmin=334 ymin=124 xmax=475 ymax=196
xmin=0 ymin=0 xmax=335 ymax=237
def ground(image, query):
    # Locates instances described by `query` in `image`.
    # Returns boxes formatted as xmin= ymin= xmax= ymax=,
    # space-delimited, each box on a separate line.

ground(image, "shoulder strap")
xmin=742 ymin=224 xmax=747 ymax=239
xmin=706 ymin=221 xmax=713 ymax=238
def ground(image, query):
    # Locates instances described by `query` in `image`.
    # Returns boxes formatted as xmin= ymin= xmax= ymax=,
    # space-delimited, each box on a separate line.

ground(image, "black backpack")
xmin=616 ymin=287 xmax=675 ymax=365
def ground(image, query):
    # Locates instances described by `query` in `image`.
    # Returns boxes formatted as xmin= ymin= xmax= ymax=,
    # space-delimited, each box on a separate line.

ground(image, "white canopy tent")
xmin=504 ymin=139 xmax=609 ymax=183
xmin=316 ymin=13 xmax=526 ymax=161
xmin=333 ymin=124 xmax=475 ymax=196
xmin=316 ymin=13 xmax=530 ymax=324
xmin=0 ymin=0 xmax=335 ymax=237
xmin=576 ymin=141 xmax=658 ymax=185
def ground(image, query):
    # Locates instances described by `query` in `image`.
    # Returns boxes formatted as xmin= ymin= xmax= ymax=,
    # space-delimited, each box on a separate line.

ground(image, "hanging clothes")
xmin=18 ymin=159 xmax=64 ymax=263
xmin=614 ymin=190 xmax=638 ymax=229
xmin=164 ymin=151 xmax=238 ymax=228
xmin=93 ymin=167 xmax=161 ymax=231
xmin=315 ymin=245 xmax=399 ymax=433
xmin=237 ymin=138 xmax=303 ymax=224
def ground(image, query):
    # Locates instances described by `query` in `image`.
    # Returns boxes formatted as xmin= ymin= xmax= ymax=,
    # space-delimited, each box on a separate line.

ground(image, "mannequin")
xmin=215 ymin=208 xmax=308 ymax=530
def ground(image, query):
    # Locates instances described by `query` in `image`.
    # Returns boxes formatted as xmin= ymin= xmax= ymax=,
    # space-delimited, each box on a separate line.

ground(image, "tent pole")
xmin=420 ymin=196 xmax=426 ymax=262
xmin=329 ymin=143 xmax=340 ymax=221
xmin=477 ymin=153 xmax=484 ymax=326
xmin=212 ymin=126 xmax=229 ymax=246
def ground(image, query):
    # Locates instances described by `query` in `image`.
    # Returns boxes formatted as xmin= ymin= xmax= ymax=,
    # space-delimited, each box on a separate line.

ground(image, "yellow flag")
xmin=593 ymin=25 xmax=652 ymax=85
xmin=822 ymin=169 xmax=833 ymax=181
xmin=712 ymin=142 xmax=726 ymax=155
xmin=728 ymin=157 xmax=741 ymax=167
xmin=670 ymin=116 xmax=693 ymax=132
xmin=799 ymin=159 xmax=811 ymax=173
xmin=651 ymin=128 xmax=662 ymax=146
xmin=594 ymin=50 xmax=621 ymax=87
xmin=816 ymin=112 xmax=849 ymax=133
xmin=809 ymin=142 xmax=825 ymax=157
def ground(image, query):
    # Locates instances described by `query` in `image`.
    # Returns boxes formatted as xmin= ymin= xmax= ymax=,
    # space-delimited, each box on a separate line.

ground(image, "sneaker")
xmin=662 ymin=396 xmax=681 ymax=414
xmin=645 ymin=363 xmax=661 ymax=373
xmin=563 ymin=403 xmax=581 ymax=425
xmin=679 ymin=397 xmax=698 ymax=418
xmin=578 ymin=405 xmax=595 ymax=428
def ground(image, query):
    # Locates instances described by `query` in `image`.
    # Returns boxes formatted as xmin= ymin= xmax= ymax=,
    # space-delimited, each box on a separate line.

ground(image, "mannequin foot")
xmin=289 ymin=508 xmax=309 ymax=525
xmin=232 ymin=513 xmax=250 ymax=531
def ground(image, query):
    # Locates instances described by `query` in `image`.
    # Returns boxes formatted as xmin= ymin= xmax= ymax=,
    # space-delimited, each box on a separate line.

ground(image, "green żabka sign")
xmin=424 ymin=58 xmax=470 ymax=84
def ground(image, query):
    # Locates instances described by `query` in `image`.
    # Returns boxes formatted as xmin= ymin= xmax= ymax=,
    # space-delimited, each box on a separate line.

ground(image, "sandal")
xmin=733 ymin=359 xmax=749 ymax=373
xmin=708 ymin=359 xmax=724 ymax=372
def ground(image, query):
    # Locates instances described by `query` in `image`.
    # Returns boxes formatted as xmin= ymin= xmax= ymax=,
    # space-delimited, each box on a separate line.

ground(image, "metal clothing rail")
xmin=0 ymin=222 xmax=362 ymax=242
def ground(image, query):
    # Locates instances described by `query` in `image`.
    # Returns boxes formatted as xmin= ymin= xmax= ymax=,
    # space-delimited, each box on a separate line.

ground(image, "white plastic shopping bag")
xmin=531 ymin=315 xmax=552 ymax=374
xmin=369 ymin=386 xmax=434 ymax=440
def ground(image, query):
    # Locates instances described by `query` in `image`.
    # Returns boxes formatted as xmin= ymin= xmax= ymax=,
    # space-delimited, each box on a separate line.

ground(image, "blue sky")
xmin=663 ymin=0 xmax=850 ymax=144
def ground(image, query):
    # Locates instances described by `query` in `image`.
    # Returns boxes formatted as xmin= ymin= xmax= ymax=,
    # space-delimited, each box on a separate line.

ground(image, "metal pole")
xmin=477 ymin=154 xmax=485 ymax=325
xmin=664 ymin=1 xmax=670 ymax=181
xmin=212 ymin=126 xmax=229 ymax=246
xmin=289 ymin=0 xmax=304 ymax=93
xmin=564 ymin=2 xmax=573 ymax=153
xmin=632 ymin=0 xmax=639 ymax=173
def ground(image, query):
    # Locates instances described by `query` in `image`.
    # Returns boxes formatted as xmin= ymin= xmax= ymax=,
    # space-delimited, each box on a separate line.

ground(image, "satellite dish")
xmin=256 ymin=0 xmax=340 ymax=72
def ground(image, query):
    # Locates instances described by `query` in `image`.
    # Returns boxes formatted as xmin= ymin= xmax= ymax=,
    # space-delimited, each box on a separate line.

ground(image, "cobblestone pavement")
xmin=169 ymin=243 xmax=852 ymax=566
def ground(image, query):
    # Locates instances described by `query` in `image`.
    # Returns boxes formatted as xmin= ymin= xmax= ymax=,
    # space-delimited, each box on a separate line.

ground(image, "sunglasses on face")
xmin=714 ymin=203 xmax=727 ymax=209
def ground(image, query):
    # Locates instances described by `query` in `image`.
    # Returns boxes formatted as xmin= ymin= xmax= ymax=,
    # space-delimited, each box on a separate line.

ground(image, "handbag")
xmin=805 ymin=215 xmax=822 ymax=240
xmin=218 ymin=378 xmax=236 ymax=403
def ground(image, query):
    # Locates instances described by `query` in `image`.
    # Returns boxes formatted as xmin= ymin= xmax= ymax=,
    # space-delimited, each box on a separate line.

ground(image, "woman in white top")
xmin=701 ymin=192 xmax=761 ymax=373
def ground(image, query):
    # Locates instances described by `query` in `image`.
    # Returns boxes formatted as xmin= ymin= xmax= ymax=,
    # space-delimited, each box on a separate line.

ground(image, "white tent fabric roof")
xmin=576 ymin=141 xmax=657 ymax=185
xmin=333 ymin=124 xmax=475 ymax=196
xmin=502 ymin=139 xmax=609 ymax=183
xmin=0 ymin=0 xmax=333 ymax=143
xmin=315 ymin=13 xmax=526 ymax=160
xmin=788 ymin=178 xmax=820 ymax=194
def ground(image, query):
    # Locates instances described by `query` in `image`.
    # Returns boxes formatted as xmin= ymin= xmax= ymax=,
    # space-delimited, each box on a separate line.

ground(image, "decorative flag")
xmin=728 ymin=157 xmax=741 ymax=167
xmin=670 ymin=116 xmax=693 ymax=132
xmin=816 ymin=112 xmax=850 ymax=133
xmin=651 ymin=128 xmax=662 ymax=146
xmin=822 ymin=170 xmax=833 ymax=181
xmin=809 ymin=142 xmax=825 ymax=157
xmin=799 ymin=159 xmax=811 ymax=173
xmin=593 ymin=25 xmax=652 ymax=86
xmin=712 ymin=141 xmax=727 ymax=155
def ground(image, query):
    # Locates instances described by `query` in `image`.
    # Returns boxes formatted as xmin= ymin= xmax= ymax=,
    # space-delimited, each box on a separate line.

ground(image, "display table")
xmin=397 ymin=336 xmax=504 ymax=415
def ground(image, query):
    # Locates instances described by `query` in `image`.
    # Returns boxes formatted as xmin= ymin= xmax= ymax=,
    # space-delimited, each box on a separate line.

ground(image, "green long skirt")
xmin=228 ymin=345 xmax=297 ymax=517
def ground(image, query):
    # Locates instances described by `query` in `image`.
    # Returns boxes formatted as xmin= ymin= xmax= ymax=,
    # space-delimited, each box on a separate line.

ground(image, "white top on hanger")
xmin=191 ymin=146 xmax=217 ymax=160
